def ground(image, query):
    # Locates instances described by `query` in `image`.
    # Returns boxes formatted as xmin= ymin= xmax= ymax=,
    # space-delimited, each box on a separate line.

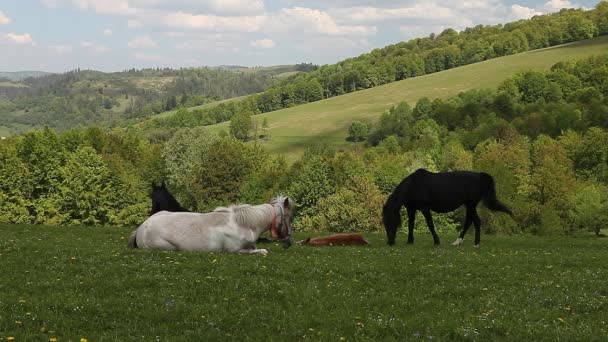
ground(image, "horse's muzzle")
xmin=280 ymin=236 xmax=294 ymax=249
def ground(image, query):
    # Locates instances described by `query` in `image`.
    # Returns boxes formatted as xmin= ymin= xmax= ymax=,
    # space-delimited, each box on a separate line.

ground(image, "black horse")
xmin=150 ymin=182 xmax=190 ymax=215
xmin=383 ymin=169 xmax=513 ymax=247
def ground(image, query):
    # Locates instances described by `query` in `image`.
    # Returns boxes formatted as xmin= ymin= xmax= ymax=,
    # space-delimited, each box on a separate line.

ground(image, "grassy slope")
xmin=208 ymin=36 xmax=608 ymax=160
xmin=1 ymin=224 xmax=606 ymax=341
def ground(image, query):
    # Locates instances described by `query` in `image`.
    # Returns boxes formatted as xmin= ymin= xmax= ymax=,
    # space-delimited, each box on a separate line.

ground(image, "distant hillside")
xmin=207 ymin=36 xmax=608 ymax=160
xmin=137 ymin=4 xmax=608 ymax=140
xmin=0 ymin=71 xmax=52 ymax=81
xmin=0 ymin=64 xmax=310 ymax=136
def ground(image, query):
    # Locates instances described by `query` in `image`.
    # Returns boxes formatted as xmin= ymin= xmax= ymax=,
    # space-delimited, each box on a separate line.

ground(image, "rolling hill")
xmin=207 ymin=36 xmax=608 ymax=160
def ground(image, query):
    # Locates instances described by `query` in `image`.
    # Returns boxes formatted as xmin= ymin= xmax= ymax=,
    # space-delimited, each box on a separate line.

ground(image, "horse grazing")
xmin=297 ymin=233 xmax=369 ymax=246
xmin=383 ymin=169 xmax=513 ymax=247
xmin=129 ymin=195 xmax=294 ymax=254
xmin=150 ymin=182 xmax=189 ymax=215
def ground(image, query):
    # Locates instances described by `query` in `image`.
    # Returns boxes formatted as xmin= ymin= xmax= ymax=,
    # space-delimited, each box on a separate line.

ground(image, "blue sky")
xmin=0 ymin=0 xmax=601 ymax=72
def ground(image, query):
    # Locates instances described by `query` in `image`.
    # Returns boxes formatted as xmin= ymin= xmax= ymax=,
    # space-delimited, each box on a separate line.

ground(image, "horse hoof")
xmin=473 ymin=244 xmax=480 ymax=248
xmin=451 ymin=238 xmax=464 ymax=246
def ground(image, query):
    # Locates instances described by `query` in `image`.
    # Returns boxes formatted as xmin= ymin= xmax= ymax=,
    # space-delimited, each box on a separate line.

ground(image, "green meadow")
xmin=1 ymin=224 xmax=606 ymax=341
xmin=205 ymin=36 xmax=608 ymax=160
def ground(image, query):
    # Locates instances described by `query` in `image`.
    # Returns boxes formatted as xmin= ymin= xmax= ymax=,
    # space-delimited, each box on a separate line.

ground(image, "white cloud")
xmin=162 ymin=12 xmax=266 ymax=32
xmin=511 ymin=4 xmax=543 ymax=20
xmin=132 ymin=52 xmax=170 ymax=62
xmin=41 ymin=0 xmax=61 ymax=8
xmin=270 ymin=7 xmax=377 ymax=36
xmin=48 ymin=44 xmax=73 ymax=54
xmin=0 ymin=10 xmax=10 ymax=25
xmin=3 ymin=32 xmax=34 ymax=45
xmin=128 ymin=35 xmax=157 ymax=48
xmin=251 ymin=38 xmax=275 ymax=48
xmin=205 ymin=0 xmax=265 ymax=15
xmin=102 ymin=28 xmax=113 ymax=36
xmin=70 ymin=0 xmax=141 ymax=16
xmin=542 ymin=0 xmax=583 ymax=11
xmin=81 ymin=40 xmax=110 ymax=53
xmin=127 ymin=19 xmax=143 ymax=28
xmin=331 ymin=4 xmax=456 ymax=22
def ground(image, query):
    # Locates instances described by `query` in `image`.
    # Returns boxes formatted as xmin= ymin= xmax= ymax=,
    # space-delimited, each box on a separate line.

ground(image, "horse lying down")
xmin=297 ymin=233 xmax=369 ymax=246
xmin=129 ymin=195 xmax=295 ymax=255
xmin=149 ymin=181 xmax=274 ymax=244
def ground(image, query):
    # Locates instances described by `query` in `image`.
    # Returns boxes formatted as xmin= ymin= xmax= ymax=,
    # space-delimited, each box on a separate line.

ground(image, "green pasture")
xmin=144 ymin=95 xmax=251 ymax=121
xmin=1 ymin=224 xmax=606 ymax=341
xmin=207 ymin=36 xmax=608 ymax=160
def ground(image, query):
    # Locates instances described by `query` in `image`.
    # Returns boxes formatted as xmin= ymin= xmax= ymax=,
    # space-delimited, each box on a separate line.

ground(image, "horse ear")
xmin=161 ymin=181 xmax=167 ymax=189
xmin=283 ymin=197 xmax=291 ymax=209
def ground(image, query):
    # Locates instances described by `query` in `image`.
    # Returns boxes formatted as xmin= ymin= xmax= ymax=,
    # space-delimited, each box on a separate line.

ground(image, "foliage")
xmin=347 ymin=120 xmax=369 ymax=142
xmin=297 ymin=176 xmax=385 ymax=232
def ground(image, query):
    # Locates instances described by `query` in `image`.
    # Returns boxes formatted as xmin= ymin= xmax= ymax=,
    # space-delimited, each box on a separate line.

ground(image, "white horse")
xmin=128 ymin=195 xmax=294 ymax=254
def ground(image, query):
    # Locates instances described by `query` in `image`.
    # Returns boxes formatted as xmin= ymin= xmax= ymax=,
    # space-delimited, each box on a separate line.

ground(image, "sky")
xmin=0 ymin=0 xmax=601 ymax=72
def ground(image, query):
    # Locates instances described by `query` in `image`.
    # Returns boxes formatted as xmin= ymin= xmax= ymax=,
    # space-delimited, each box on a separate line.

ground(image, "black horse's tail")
xmin=127 ymin=230 xmax=138 ymax=249
xmin=480 ymin=173 xmax=513 ymax=217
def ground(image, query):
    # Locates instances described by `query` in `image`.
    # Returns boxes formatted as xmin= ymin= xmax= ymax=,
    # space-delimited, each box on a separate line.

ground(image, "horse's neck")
xmin=234 ymin=203 xmax=274 ymax=236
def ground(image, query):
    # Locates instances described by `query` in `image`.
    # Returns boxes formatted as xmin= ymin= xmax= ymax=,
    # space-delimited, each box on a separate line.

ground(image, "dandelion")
xmin=80 ymin=338 xmax=88 ymax=342
xmin=7 ymin=337 xmax=15 ymax=342
xmin=50 ymin=337 xmax=58 ymax=342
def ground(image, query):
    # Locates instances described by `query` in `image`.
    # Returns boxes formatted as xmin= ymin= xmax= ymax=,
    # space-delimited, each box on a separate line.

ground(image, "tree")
xmin=162 ymin=127 xmax=217 ymax=209
xmin=262 ymin=117 xmax=270 ymax=139
xmin=229 ymin=110 xmax=253 ymax=141
xmin=55 ymin=147 xmax=113 ymax=225
xmin=348 ymin=121 xmax=369 ymax=142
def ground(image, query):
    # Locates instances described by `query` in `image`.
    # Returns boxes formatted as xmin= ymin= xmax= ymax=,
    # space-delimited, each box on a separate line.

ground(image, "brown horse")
xmin=297 ymin=233 xmax=369 ymax=246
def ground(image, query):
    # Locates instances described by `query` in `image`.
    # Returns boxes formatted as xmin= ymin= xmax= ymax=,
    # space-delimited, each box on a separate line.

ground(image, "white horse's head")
xmin=271 ymin=195 xmax=295 ymax=248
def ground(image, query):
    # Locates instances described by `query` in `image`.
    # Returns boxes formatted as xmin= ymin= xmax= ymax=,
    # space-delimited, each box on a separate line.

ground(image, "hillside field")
xmin=0 ymin=224 xmax=606 ymax=341
xmin=208 ymin=36 xmax=608 ymax=160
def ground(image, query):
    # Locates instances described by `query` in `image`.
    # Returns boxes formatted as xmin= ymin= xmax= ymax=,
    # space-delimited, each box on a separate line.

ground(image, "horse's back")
xmin=404 ymin=169 xmax=487 ymax=212
xmin=136 ymin=211 xmax=233 ymax=251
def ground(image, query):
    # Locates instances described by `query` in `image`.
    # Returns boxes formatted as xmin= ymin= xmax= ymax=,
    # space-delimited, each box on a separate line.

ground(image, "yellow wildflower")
xmin=80 ymin=338 xmax=88 ymax=342
xmin=7 ymin=337 xmax=15 ymax=342
xmin=50 ymin=337 xmax=58 ymax=342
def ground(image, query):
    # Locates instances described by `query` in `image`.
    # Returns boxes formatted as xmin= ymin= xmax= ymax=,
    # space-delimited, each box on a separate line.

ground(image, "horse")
xmin=150 ymin=182 xmax=189 ymax=215
xmin=297 ymin=233 xmax=369 ymax=246
xmin=129 ymin=195 xmax=294 ymax=254
xmin=383 ymin=169 xmax=513 ymax=248
xmin=149 ymin=182 xmax=275 ymax=244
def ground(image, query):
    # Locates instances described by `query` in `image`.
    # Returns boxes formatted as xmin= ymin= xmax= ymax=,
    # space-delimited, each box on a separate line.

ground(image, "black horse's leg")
xmin=453 ymin=205 xmax=474 ymax=246
xmin=406 ymin=207 xmax=416 ymax=244
xmin=421 ymin=209 xmax=440 ymax=245
xmin=472 ymin=208 xmax=482 ymax=247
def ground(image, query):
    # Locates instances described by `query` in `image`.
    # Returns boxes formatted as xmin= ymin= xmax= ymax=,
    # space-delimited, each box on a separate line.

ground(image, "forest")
xmin=1 ymin=53 xmax=607 ymax=237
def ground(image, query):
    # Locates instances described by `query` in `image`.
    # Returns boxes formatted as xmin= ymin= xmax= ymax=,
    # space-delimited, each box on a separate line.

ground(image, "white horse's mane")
xmin=211 ymin=195 xmax=293 ymax=228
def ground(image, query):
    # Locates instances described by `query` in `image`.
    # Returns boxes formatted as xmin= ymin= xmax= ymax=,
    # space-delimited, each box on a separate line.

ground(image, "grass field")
xmin=206 ymin=36 xmax=608 ymax=160
xmin=1 ymin=224 xmax=606 ymax=341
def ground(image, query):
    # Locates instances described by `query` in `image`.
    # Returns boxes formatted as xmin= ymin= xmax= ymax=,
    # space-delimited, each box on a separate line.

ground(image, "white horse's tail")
xmin=127 ymin=230 xmax=138 ymax=249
